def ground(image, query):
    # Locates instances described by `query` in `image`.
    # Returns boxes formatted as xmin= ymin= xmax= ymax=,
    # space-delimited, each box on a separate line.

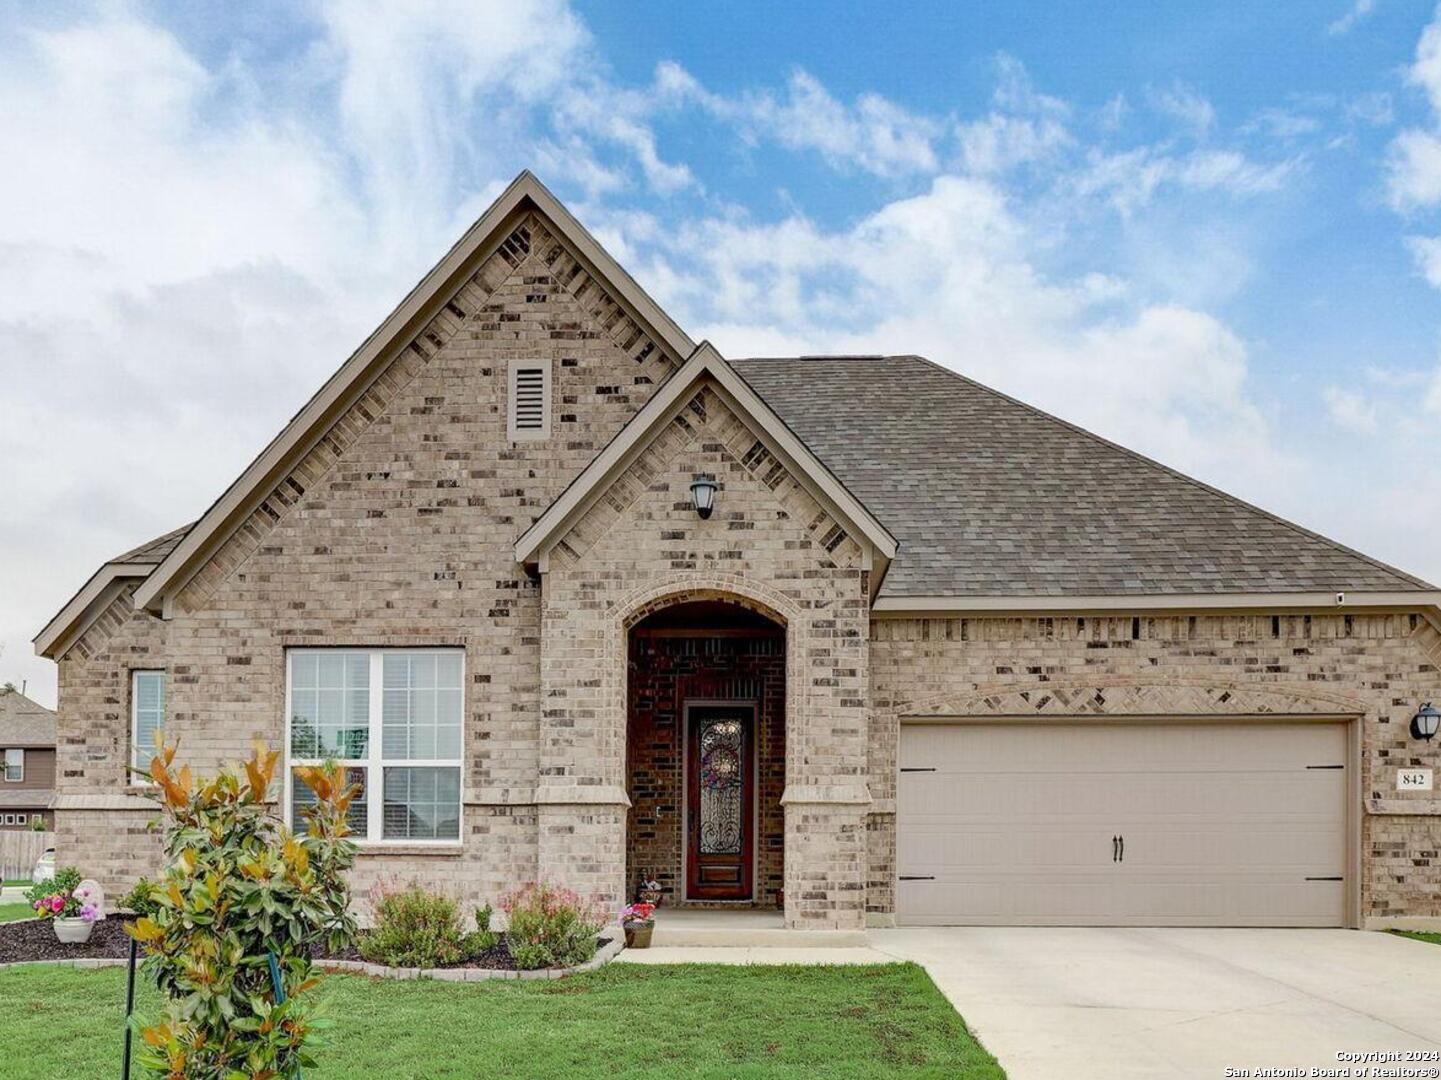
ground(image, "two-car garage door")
xmin=896 ymin=722 xmax=1349 ymax=927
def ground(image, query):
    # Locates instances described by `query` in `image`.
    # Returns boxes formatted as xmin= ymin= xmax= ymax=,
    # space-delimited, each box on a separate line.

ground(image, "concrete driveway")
xmin=870 ymin=927 xmax=1441 ymax=1080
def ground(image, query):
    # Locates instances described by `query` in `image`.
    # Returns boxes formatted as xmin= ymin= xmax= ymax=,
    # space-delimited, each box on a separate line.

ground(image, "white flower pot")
xmin=54 ymin=918 xmax=93 ymax=945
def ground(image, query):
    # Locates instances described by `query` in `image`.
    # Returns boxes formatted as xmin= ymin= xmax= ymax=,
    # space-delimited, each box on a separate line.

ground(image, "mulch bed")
xmin=0 ymin=917 xmax=602 ymax=973
xmin=0 ymin=915 xmax=138 ymax=965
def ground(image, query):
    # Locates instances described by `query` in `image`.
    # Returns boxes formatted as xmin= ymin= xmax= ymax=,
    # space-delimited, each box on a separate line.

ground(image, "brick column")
xmin=536 ymin=589 xmax=630 ymax=910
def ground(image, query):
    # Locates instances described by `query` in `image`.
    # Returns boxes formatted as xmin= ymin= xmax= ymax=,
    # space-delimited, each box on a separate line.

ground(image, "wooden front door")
xmin=686 ymin=704 xmax=756 ymax=900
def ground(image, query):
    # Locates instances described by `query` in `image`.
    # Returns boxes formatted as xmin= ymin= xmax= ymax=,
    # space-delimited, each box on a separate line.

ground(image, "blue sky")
xmin=2 ymin=0 xmax=1440 ymax=704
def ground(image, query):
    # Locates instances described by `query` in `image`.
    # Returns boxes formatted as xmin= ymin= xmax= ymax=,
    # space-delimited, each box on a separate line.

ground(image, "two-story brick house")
xmin=34 ymin=172 xmax=1441 ymax=932
xmin=0 ymin=688 xmax=56 ymax=830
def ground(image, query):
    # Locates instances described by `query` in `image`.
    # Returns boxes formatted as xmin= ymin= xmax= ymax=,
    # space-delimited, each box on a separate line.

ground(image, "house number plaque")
xmin=1397 ymin=768 xmax=1434 ymax=792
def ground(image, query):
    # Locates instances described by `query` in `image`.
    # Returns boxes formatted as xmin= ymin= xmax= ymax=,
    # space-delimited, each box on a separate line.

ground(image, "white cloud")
xmin=1427 ymin=365 xmax=1441 ymax=416
xmin=955 ymin=54 xmax=1072 ymax=175
xmin=1149 ymin=81 xmax=1217 ymax=137
xmin=1387 ymin=128 xmax=1441 ymax=209
xmin=1405 ymin=233 xmax=1441 ymax=286
xmin=1328 ymin=0 xmax=1378 ymax=37
xmin=1387 ymin=8 xmax=1441 ymax=212
xmin=1323 ymin=386 xmax=1379 ymax=432
xmin=1247 ymin=107 xmax=1323 ymax=140
xmin=662 ymin=64 xmax=942 ymax=178
xmin=1076 ymin=147 xmax=1299 ymax=214
xmin=1346 ymin=91 xmax=1394 ymax=126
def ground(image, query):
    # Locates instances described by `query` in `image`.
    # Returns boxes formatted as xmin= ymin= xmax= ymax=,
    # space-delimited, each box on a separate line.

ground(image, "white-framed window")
xmin=3 ymin=748 xmax=22 ymax=782
xmin=31 ymin=813 xmax=42 ymax=825
xmin=506 ymin=359 xmax=551 ymax=441
xmin=284 ymin=649 xmax=463 ymax=844
xmin=131 ymin=671 xmax=166 ymax=773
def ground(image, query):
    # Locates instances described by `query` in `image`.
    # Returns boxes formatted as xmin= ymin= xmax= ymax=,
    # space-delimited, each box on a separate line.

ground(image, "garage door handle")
xmin=899 ymin=875 xmax=935 ymax=881
xmin=1119 ymin=835 xmax=1124 ymax=863
xmin=1112 ymin=835 xmax=1119 ymax=862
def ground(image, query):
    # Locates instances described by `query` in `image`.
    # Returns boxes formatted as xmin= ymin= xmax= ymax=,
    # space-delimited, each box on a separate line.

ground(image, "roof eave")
xmin=869 ymin=591 xmax=1441 ymax=617
xmin=33 ymin=562 xmax=155 ymax=660
xmin=132 ymin=171 xmax=695 ymax=616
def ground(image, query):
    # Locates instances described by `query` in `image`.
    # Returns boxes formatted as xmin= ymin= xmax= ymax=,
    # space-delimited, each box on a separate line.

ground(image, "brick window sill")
xmin=355 ymin=843 xmax=464 ymax=858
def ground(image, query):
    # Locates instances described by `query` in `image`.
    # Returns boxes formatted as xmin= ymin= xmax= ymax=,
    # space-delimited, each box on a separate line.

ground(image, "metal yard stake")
xmin=121 ymin=935 xmax=138 ymax=1080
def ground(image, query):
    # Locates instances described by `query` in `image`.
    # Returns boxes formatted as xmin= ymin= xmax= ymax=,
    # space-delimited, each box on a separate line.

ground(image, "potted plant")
xmin=638 ymin=874 xmax=663 ymax=906
xmin=26 ymin=868 xmax=100 ymax=944
xmin=620 ymin=901 xmax=656 ymax=949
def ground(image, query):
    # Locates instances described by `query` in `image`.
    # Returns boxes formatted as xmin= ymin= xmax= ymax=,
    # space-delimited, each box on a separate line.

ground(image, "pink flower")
xmin=80 ymin=904 xmax=98 ymax=923
xmin=49 ymin=896 xmax=64 ymax=913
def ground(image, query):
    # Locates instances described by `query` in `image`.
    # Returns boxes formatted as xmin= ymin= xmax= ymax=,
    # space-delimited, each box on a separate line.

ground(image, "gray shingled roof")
xmin=0 ymin=690 xmax=56 ymax=748
xmin=732 ymin=355 xmax=1435 ymax=599
xmin=111 ymin=524 xmax=192 ymax=565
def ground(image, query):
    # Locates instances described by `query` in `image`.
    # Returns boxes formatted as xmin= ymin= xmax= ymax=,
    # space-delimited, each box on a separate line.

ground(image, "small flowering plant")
xmin=620 ymin=902 xmax=656 ymax=928
xmin=26 ymin=866 xmax=94 ymax=921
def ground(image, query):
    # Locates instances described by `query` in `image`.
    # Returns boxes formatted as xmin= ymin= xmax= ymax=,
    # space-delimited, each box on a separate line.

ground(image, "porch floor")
xmin=648 ymin=906 xmax=867 ymax=948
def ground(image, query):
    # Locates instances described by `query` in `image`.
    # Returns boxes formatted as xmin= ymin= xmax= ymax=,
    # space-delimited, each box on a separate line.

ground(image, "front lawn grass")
xmin=0 ymin=903 xmax=33 ymax=923
xmin=0 ymin=961 xmax=1001 ymax=1078
xmin=1391 ymin=930 xmax=1441 ymax=946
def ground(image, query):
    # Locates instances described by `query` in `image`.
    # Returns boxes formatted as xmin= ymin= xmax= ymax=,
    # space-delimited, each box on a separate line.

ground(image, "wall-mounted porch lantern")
xmin=1412 ymin=702 xmax=1440 ymax=741
xmin=689 ymin=473 xmax=718 ymax=520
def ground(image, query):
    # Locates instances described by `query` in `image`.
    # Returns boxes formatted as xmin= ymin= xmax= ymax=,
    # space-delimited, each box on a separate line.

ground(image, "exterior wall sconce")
xmin=1413 ymin=702 xmax=1440 ymax=741
xmin=689 ymin=474 xmax=718 ymax=520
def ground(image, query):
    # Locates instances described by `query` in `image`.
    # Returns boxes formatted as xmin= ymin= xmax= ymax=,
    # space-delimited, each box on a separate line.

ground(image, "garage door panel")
xmin=896 ymin=722 xmax=1347 ymax=927
xmin=899 ymin=772 xmax=1342 ymax=821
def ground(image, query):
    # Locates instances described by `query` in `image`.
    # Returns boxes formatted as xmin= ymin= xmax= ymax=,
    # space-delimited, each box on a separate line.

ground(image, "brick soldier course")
xmin=34 ymin=172 xmax=1441 ymax=933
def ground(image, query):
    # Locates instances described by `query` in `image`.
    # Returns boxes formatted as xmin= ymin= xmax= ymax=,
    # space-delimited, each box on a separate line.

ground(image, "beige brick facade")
xmin=43 ymin=186 xmax=1441 ymax=933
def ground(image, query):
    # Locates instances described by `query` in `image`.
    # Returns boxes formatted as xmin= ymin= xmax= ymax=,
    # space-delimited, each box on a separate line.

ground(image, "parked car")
xmin=32 ymin=847 xmax=55 ymax=883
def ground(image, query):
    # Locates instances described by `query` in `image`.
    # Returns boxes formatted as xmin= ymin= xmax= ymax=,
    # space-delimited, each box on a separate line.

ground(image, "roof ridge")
xmin=898 ymin=353 xmax=1435 ymax=592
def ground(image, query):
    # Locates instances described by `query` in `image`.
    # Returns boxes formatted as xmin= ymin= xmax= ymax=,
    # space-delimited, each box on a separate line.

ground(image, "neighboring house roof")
xmin=0 ymin=789 xmax=53 ymax=810
xmin=731 ymin=355 xmax=1438 ymax=604
xmin=0 ymin=690 xmax=56 ymax=748
xmin=514 ymin=342 xmax=898 ymax=571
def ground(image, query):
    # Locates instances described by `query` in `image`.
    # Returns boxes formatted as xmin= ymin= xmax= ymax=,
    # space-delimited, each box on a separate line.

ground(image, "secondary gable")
xmin=550 ymin=382 xmax=868 ymax=578
xmin=515 ymin=343 xmax=896 ymax=578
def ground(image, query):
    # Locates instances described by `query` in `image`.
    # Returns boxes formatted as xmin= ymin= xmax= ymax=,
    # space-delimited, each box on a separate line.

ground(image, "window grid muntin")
xmin=285 ymin=649 xmax=463 ymax=845
xmin=3 ymin=748 xmax=22 ymax=782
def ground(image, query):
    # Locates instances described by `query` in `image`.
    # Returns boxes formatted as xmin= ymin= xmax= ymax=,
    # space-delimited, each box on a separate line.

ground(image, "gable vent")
xmin=508 ymin=360 xmax=551 ymax=441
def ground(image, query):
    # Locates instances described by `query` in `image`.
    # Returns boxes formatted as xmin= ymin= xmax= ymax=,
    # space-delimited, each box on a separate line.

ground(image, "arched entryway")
xmin=624 ymin=596 xmax=787 ymax=909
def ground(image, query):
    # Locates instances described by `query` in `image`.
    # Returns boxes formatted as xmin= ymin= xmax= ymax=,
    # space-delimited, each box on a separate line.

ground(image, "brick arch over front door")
xmin=608 ymin=575 xmax=806 ymax=775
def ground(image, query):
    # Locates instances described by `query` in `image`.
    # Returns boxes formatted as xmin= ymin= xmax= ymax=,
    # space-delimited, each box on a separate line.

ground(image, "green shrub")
xmin=120 ymin=877 xmax=159 ymax=918
xmin=126 ymin=742 xmax=358 ymax=1079
xmin=358 ymin=885 xmax=497 ymax=968
xmin=500 ymin=883 xmax=605 ymax=970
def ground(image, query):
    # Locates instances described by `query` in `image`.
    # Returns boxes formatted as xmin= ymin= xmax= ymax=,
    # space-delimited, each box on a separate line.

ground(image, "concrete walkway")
xmin=869 ymin=926 xmax=1441 ymax=1080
